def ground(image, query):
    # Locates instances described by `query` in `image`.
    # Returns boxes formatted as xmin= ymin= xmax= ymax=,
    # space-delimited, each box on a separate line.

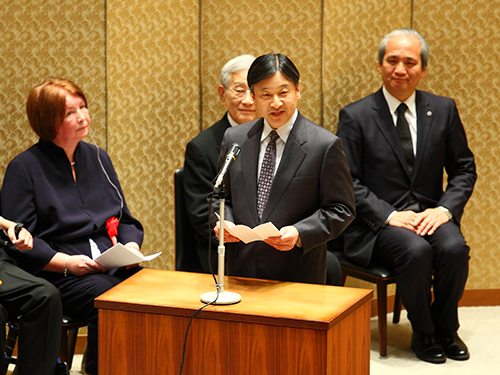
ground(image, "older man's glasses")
xmin=226 ymin=87 xmax=252 ymax=99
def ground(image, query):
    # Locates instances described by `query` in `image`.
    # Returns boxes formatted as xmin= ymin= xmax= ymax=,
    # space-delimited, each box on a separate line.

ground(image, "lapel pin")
xmin=427 ymin=111 xmax=432 ymax=117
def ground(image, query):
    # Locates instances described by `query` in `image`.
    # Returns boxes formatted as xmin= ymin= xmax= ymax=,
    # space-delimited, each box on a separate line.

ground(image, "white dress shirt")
xmin=257 ymin=109 xmax=298 ymax=178
xmin=382 ymin=86 xmax=417 ymax=156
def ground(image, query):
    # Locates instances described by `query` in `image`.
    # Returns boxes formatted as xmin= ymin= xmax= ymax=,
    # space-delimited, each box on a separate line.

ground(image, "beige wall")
xmin=0 ymin=0 xmax=107 ymax=158
xmin=106 ymin=0 xmax=200 ymax=270
xmin=1 ymin=0 xmax=499 ymax=290
xmin=201 ymin=0 xmax=323 ymax=128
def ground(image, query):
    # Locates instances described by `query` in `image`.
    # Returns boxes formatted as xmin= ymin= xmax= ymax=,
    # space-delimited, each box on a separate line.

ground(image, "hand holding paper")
xmin=263 ymin=225 xmax=300 ymax=251
xmin=220 ymin=220 xmax=282 ymax=244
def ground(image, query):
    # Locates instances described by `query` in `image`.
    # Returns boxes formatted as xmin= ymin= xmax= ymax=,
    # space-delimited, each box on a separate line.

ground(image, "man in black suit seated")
xmin=0 ymin=216 xmax=62 ymax=375
xmin=337 ymin=29 xmax=476 ymax=363
xmin=183 ymin=54 xmax=258 ymax=273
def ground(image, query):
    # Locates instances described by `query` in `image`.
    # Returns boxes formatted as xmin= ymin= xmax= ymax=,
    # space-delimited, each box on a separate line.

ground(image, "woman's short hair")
xmin=247 ymin=53 xmax=300 ymax=93
xmin=26 ymin=78 xmax=87 ymax=142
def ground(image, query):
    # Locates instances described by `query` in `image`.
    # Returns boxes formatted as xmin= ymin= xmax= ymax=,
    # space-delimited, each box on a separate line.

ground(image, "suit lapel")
xmin=372 ymin=89 xmax=412 ymax=179
xmin=261 ymin=113 xmax=307 ymax=222
xmin=215 ymin=114 xmax=231 ymax=156
xmin=414 ymin=91 xmax=433 ymax=177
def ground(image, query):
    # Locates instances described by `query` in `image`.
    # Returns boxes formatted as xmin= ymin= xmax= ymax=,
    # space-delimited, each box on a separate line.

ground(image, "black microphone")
xmin=213 ymin=143 xmax=241 ymax=190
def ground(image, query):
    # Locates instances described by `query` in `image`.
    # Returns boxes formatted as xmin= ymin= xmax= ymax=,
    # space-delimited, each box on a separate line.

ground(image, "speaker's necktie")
xmin=257 ymin=130 xmax=279 ymax=219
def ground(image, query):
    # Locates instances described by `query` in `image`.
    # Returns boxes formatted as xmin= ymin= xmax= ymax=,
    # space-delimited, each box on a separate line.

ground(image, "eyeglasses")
xmin=225 ymin=87 xmax=252 ymax=99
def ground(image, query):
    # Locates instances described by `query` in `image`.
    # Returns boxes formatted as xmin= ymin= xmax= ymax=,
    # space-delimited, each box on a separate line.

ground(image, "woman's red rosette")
xmin=106 ymin=217 xmax=119 ymax=245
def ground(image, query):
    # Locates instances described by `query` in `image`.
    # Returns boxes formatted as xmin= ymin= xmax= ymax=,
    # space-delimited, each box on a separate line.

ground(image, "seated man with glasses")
xmin=183 ymin=54 xmax=259 ymax=273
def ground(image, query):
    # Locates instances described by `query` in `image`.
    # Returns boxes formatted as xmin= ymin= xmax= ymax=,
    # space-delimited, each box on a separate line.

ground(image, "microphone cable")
xmin=178 ymin=195 xmax=219 ymax=374
xmin=88 ymin=133 xmax=124 ymax=222
xmin=178 ymin=285 xmax=219 ymax=375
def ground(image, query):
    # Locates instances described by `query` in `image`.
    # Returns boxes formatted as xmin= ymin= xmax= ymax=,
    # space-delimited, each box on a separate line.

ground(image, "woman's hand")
xmin=43 ymin=252 xmax=106 ymax=276
xmin=66 ymin=254 xmax=106 ymax=276
xmin=123 ymin=242 xmax=142 ymax=269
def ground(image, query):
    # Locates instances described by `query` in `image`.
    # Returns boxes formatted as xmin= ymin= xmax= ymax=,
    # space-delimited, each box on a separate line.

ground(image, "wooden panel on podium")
xmin=95 ymin=269 xmax=372 ymax=375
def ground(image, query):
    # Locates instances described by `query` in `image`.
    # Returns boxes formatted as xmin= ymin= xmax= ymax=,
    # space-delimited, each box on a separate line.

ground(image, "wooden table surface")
xmin=95 ymin=268 xmax=373 ymax=330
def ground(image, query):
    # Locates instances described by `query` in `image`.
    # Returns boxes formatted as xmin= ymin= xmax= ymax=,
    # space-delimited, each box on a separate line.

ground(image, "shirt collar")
xmin=260 ymin=109 xmax=298 ymax=143
xmin=226 ymin=112 xmax=239 ymax=127
xmin=382 ymin=86 xmax=417 ymax=117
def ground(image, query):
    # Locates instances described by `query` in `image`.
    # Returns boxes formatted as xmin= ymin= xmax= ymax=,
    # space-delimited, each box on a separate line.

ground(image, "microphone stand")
xmin=200 ymin=185 xmax=241 ymax=305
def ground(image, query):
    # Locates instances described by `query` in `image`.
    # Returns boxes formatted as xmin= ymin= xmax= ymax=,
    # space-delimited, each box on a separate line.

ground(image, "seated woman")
xmin=1 ymin=78 xmax=144 ymax=375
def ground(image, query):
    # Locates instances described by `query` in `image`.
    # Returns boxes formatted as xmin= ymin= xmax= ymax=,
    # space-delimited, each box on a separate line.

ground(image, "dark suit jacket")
xmin=183 ymin=114 xmax=231 ymax=270
xmin=1 ymin=140 xmax=144 ymax=278
xmin=215 ymin=112 xmax=355 ymax=284
xmin=337 ymin=88 xmax=476 ymax=267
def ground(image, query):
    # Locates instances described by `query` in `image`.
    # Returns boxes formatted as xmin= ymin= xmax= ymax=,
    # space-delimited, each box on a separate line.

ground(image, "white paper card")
xmin=94 ymin=243 xmax=161 ymax=269
xmin=222 ymin=220 xmax=281 ymax=244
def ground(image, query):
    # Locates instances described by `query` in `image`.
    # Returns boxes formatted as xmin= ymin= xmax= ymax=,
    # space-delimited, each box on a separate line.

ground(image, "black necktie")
xmin=257 ymin=131 xmax=279 ymax=219
xmin=396 ymin=103 xmax=414 ymax=175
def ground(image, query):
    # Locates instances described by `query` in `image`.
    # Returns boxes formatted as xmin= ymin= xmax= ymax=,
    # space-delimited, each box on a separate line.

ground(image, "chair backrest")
xmin=173 ymin=168 xmax=203 ymax=272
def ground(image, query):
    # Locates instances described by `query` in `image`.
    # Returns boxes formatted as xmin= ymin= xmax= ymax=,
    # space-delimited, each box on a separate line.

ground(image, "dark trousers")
xmin=0 ymin=260 xmax=62 ymax=375
xmin=52 ymin=267 xmax=142 ymax=375
xmin=374 ymin=222 xmax=469 ymax=334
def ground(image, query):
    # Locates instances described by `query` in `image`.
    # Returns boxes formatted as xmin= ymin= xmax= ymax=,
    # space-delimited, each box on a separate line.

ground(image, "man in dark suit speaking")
xmin=184 ymin=55 xmax=258 ymax=273
xmin=213 ymin=53 xmax=355 ymax=285
xmin=337 ymin=29 xmax=476 ymax=363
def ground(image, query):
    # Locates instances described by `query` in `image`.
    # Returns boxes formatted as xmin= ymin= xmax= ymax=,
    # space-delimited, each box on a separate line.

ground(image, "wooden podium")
xmin=95 ymin=269 xmax=372 ymax=375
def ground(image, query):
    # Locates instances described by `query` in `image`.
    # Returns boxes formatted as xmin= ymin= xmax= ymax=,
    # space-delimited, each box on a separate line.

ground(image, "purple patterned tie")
xmin=257 ymin=130 xmax=279 ymax=219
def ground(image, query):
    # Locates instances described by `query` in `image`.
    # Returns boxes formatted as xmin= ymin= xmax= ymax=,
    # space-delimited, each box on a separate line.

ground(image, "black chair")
xmin=329 ymin=240 xmax=402 ymax=357
xmin=59 ymin=317 xmax=87 ymax=370
xmin=173 ymin=168 xmax=203 ymax=272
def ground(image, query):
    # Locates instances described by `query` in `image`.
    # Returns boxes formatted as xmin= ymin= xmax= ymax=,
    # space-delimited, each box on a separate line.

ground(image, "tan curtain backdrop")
xmin=1 ymin=0 xmax=499 ymax=290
